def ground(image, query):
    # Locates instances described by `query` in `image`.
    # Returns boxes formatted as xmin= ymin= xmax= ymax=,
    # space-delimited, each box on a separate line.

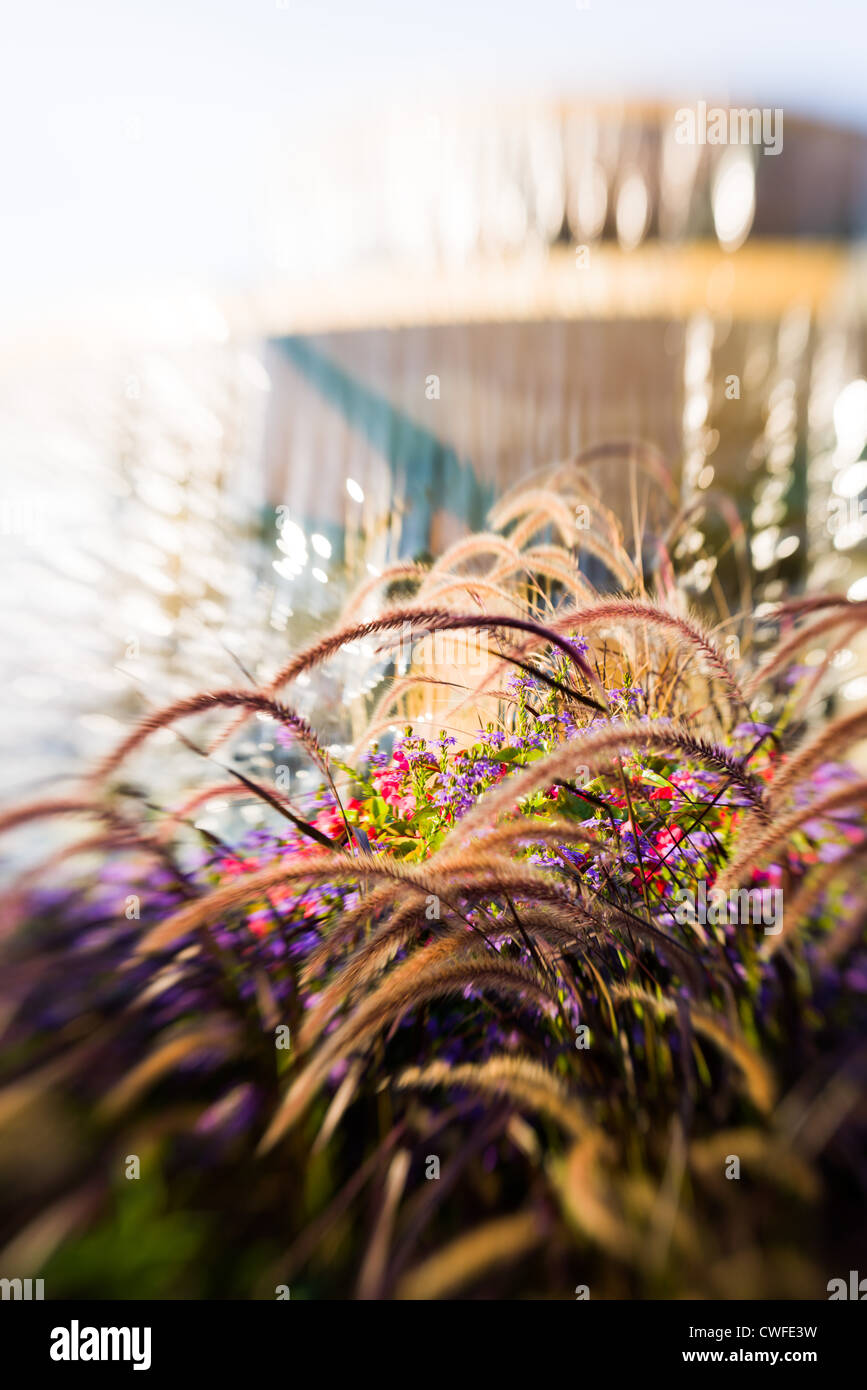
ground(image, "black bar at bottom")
xmin=0 ymin=1298 xmax=862 ymax=1376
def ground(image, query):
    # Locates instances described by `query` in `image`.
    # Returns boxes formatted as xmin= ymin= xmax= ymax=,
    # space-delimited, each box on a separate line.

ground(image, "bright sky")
xmin=1 ymin=0 xmax=864 ymax=301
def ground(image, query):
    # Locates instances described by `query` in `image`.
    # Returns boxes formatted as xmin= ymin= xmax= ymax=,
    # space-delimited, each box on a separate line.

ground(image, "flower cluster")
xmin=5 ymin=619 xmax=866 ymax=1302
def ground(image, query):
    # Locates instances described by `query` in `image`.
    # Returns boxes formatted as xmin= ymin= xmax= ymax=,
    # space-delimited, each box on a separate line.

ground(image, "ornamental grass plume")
xmin=0 ymin=446 xmax=865 ymax=1300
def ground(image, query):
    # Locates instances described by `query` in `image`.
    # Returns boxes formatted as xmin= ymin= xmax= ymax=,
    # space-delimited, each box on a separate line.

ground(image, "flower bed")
xmin=1 ymin=464 xmax=865 ymax=1300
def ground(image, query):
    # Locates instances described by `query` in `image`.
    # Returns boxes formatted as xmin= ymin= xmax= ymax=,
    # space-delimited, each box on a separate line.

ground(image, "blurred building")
xmin=2 ymin=101 xmax=867 ymax=839
xmin=257 ymin=102 xmax=867 ymax=678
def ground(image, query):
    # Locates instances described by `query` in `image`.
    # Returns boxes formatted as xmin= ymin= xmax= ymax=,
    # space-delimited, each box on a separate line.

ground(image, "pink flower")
xmin=655 ymin=826 xmax=684 ymax=855
xmin=384 ymin=788 xmax=416 ymax=818
xmin=313 ymin=805 xmax=344 ymax=840
xmin=218 ymin=855 xmax=261 ymax=878
xmin=371 ymin=766 xmax=416 ymax=817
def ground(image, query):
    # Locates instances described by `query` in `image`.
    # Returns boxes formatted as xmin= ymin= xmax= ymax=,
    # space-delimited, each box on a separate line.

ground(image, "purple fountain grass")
xmin=1 ymin=463 xmax=865 ymax=1302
